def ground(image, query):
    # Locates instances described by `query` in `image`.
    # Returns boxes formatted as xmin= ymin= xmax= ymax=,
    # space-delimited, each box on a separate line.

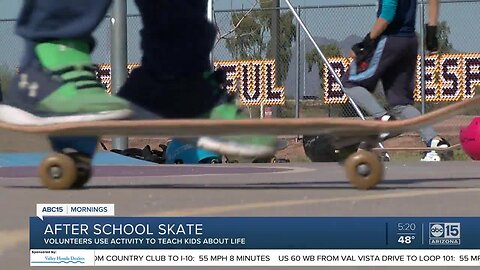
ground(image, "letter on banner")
xmin=323 ymin=57 xmax=352 ymax=104
xmin=238 ymin=61 xmax=262 ymax=106
xmin=415 ymin=54 xmax=439 ymax=101
xmin=97 ymin=60 xmax=285 ymax=107
xmin=439 ymin=54 xmax=463 ymax=101
xmin=213 ymin=61 xmax=238 ymax=94
xmin=96 ymin=64 xmax=113 ymax=94
xmin=323 ymin=53 xmax=478 ymax=104
xmin=214 ymin=59 xmax=285 ymax=106
xmin=264 ymin=61 xmax=285 ymax=106
xmin=464 ymin=53 xmax=480 ymax=99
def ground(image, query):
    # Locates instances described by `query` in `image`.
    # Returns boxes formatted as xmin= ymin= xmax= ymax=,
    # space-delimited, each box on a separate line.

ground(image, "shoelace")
xmin=51 ymin=65 xmax=104 ymax=90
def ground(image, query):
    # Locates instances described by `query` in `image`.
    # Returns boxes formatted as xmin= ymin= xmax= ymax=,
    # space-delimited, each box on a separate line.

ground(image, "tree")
xmin=437 ymin=21 xmax=452 ymax=53
xmin=417 ymin=20 xmax=453 ymax=53
xmin=223 ymin=1 xmax=296 ymax=84
xmin=305 ymin=44 xmax=342 ymax=73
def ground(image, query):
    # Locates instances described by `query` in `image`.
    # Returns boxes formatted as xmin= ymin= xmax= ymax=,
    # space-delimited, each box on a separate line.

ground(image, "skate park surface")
xmin=0 ymin=129 xmax=479 ymax=270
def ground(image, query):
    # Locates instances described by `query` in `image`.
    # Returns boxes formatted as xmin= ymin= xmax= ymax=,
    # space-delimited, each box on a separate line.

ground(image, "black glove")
xmin=351 ymin=33 xmax=379 ymax=71
xmin=425 ymin=25 xmax=438 ymax=52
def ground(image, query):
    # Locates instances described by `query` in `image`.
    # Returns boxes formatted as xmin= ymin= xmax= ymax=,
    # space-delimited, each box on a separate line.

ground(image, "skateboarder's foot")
xmin=0 ymin=39 xmax=131 ymax=125
xmin=197 ymin=95 xmax=278 ymax=157
xmin=376 ymin=113 xmax=399 ymax=140
xmin=119 ymin=67 xmax=278 ymax=158
xmin=421 ymin=136 xmax=451 ymax=162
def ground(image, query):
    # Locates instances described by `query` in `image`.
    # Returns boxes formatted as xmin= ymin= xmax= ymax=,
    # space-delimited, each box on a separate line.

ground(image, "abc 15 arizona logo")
xmin=429 ymin=223 xmax=461 ymax=245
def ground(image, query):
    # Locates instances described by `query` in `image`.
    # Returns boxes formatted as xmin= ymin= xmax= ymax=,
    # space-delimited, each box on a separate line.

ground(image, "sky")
xmin=0 ymin=0 xmax=470 ymax=17
xmin=0 ymin=0 xmax=477 ymax=98
xmin=0 ymin=0 xmax=478 ymax=67
xmin=0 ymin=0 xmax=375 ymax=19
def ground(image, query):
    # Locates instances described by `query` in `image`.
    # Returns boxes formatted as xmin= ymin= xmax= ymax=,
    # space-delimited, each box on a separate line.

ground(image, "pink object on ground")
xmin=460 ymin=117 xmax=480 ymax=160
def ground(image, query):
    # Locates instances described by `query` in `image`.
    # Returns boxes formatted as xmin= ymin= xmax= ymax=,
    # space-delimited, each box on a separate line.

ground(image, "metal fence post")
xmin=420 ymin=0 xmax=427 ymax=114
xmin=207 ymin=0 xmax=214 ymax=21
xmin=271 ymin=0 xmax=280 ymax=118
xmin=295 ymin=6 xmax=301 ymax=120
xmin=111 ymin=0 xmax=128 ymax=150
xmin=208 ymin=0 xmax=214 ymax=65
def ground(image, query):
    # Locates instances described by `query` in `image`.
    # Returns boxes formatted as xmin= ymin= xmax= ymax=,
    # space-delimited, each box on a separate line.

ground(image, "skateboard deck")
xmin=0 ymin=93 xmax=478 ymax=138
xmin=3 ymin=94 xmax=477 ymax=191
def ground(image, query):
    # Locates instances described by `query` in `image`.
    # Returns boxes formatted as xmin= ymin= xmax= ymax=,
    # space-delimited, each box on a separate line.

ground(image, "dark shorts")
xmin=342 ymin=35 xmax=418 ymax=107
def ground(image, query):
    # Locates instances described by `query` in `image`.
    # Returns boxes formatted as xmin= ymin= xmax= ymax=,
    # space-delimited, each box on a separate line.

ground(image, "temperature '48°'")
xmin=398 ymin=235 xmax=415 ymax=244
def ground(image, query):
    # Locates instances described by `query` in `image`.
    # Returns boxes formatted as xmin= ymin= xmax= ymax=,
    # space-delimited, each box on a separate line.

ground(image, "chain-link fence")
xmin=0 ymin=1 xmax=479 ymax=123
xmin=212 ymin=0 xmax=480 ymax=122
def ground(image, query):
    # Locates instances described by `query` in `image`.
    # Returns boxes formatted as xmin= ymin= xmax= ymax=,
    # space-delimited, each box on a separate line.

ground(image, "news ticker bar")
xmin=30 ymin=249 xmax=480 ymax=267
xmin=30 ymin=217 xmax=477 ymax=249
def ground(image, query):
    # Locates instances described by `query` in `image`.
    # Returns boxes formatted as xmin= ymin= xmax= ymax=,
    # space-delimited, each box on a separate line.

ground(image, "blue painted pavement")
xmin=0 ymin=152 xmax=153 ymax=167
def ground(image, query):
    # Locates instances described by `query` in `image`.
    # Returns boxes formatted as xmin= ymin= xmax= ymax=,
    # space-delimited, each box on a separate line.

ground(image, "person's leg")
xmin=389 ymin=103 xmax=450 ymax=158
xmin=118 ymin=0 xmax=276 ymax=157
xmin=343 ymin=86 xmax=387 ymax=118
xmin=389 ymin=105 xmax=437 ymax=143
xmin=118 ymin=0 xmax=219 ymax=118
xmin=381 ymin=36 xmax=441 ymax=144
xmin=382 ymin=36 xmax=450 ymax=160
xmin=0 ymin=0 xmax=130 ymax=125
xmin=342 ymin=36 xmax=399 ymax=120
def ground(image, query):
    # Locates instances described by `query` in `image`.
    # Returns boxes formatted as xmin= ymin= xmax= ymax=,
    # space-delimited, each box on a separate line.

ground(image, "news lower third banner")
xmin=30 ymin=204 xmax=480 ymax=266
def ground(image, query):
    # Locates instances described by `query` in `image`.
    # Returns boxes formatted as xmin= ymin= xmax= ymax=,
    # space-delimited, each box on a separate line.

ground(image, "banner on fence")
xmin=96 ymin=60 xmax=285 ymax=107
xmin=322 ymin=53 xmax=480 ymax=104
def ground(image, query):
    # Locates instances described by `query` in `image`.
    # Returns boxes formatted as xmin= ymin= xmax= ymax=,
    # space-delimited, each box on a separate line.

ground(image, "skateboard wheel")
xmin=345 ymin=150 xmax=384 ymax=190
xmin=39 ymin=153 xmax=78 ymax=190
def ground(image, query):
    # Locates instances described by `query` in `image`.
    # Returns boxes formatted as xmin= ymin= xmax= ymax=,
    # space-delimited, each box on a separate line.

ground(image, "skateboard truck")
xmin=358 ymin=138 xmax=390 ymax=162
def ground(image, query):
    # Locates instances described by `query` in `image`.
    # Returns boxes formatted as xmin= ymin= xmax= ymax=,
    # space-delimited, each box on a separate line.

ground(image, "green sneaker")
xmin=0 ymin=39 xmax=131 ymax=125
xmin=197 ymin=102 xmax=278 ymax=157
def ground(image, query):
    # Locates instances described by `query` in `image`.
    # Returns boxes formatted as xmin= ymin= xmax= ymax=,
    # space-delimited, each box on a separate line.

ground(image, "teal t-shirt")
xmin=377 ymin=0 xmax=417 ymax=36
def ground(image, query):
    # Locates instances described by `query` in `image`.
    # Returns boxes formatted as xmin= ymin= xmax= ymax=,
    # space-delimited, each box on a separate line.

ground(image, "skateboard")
xmin=1 ymin=94 xmax=478 ymax=190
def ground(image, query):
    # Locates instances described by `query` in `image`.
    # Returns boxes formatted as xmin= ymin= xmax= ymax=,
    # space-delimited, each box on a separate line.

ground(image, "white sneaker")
xmin=421 ymin=151 xmax=442 ymax=162
xmin=376 ymin=114 xmax=398 ymax=140
xmin=420 ymin=137 xmax=450 ymax=162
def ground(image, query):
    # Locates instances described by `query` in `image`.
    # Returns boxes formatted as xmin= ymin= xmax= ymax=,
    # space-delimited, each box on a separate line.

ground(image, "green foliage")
xmin=305 ymin=43 xmax=342 ymax=72
xmin=417 ymin=20 xmax=453 ymax=53
xmin=268 ymin=11 xmax=296 ymax=84
xmin=224 ymin=1 xmax=296 ymax=83
xmin=437 ymin=21 xmax=452 ymax=53
xmin=0 ymin=64 xmax=14 ymax=97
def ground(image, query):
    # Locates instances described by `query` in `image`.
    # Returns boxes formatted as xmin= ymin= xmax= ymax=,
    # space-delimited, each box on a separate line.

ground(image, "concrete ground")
xmin=1 ymin=130 xmax=480 ymax=269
